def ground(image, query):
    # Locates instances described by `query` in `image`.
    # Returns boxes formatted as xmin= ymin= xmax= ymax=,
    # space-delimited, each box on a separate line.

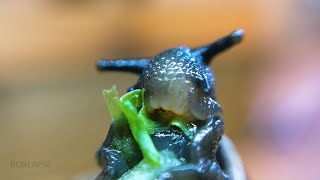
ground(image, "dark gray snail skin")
xmin=96 ymin=29 xmax=246 ymax=180
xmin=139 ymin=46 xmax=221 ymax=121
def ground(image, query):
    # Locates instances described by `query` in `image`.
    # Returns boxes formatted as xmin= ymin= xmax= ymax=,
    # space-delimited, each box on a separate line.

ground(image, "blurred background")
xmin=1 ymin=0 xmax=320 ymax=179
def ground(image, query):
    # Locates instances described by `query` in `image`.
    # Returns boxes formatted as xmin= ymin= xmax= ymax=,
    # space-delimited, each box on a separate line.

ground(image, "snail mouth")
xmin=147 ymin=93 xmax=193 ymax=119
xmin=150 ymin=108 xmax=194 ymax=122
xmin=154 ymin=108 xmax=170 ymax=113
xmin=150 ymin=97 xmax=186 ymax=111
xmin=149 ymin=108 xmax=195 ymax=124
xmin=152 ymin=108 xmax=177 ymax=118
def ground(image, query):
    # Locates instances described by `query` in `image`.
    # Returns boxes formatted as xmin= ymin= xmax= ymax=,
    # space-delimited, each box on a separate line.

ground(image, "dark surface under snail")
xmin=96 ymin=30 xmax=246 ymax=180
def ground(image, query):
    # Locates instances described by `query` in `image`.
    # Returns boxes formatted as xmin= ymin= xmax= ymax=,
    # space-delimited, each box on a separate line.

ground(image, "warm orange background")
xmin=1 ymin=1 xmax=320 ymax=179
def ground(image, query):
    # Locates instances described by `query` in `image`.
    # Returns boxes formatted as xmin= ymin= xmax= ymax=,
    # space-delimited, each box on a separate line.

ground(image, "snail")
xmin=96 ymin=29 xmax=246 ymax=180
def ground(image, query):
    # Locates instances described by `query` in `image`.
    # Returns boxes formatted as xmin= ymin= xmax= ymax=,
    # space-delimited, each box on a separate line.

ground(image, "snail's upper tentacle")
xmin=191 ymin=29 xmax=244 ymax=65
xmin=97 ymin=59 xmax=150 ymax=74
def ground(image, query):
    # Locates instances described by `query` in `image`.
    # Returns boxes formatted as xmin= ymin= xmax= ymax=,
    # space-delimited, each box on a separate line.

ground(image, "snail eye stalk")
xmin=97 ymin=59 xmax=150 ymax=74
xmin=192 ymin=29 xmax=244 ymax=64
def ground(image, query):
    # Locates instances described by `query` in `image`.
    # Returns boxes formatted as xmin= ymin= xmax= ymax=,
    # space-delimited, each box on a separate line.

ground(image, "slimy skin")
xmin=97 ymin=29 xmax=243 ymax=120
xmin=96 ymin=29 xmax=245 ymax=180
xmin=139 ymin=46 xmax=221 ymax=120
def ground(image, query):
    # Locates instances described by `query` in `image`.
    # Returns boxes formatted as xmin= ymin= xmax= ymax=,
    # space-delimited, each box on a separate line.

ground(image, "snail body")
xmin=96 ymin=29 xmax=246 ymax=180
